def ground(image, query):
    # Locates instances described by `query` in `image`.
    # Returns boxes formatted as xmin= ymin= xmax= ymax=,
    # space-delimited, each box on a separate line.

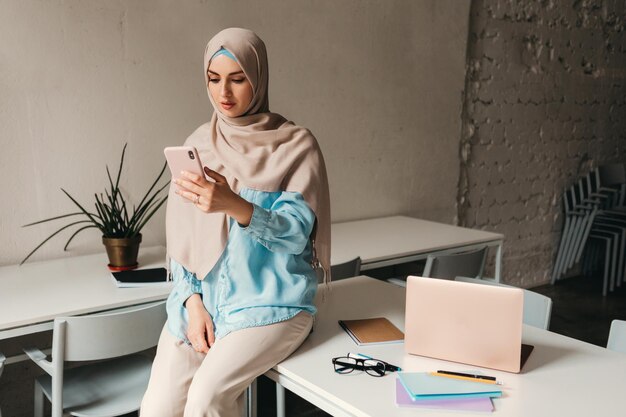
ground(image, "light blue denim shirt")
xmin=166 ymin=188 xmax=318 ymax=343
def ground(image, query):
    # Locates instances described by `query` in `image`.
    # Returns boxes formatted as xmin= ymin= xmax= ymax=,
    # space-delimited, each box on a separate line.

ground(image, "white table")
xmin=0 ymin=246 xmax=170 ymax=345
xmin=266 ymin=276 xmax=626 ymax=417
xmin=332 ymin=216 xmax=504 ymax=281
xmin=0 ymin=216 xmax=502 ymax=341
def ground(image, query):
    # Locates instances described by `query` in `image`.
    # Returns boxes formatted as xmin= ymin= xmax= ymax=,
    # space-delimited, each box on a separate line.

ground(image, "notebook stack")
xmin=395 ymin=372 xmax=502 ymax=412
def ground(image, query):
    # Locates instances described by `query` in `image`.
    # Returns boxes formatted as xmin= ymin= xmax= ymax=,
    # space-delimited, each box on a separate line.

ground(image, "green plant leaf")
xmin=106 ymin=164 xmax=115 ymax=195
xmin=134 ymin=161 xmax=168 ymax=211
xmin=21 ymin=143 xmax=169 ymax=264
xmin=113 ymin=143 xmax=127 ymax=199
xmin=63 ymin=225 xmax=99 ymax=250
xmin=113 ymin=184 xmax=130 ymax=230
xmin=22 ymin=212 xmax=87 ymax=227
xmin=61 ymin=188 xmax=104 ymax=229
xmin=101 ymin=193 xmax=123 ymax=236
xmin=102 ymin=189 xmax=117 ymax=231
xmin=95 ymin=193 xmax=115 ymax=235
xmin=126 ymin=180 xmax=170 ymax=234
xmin=19 ymin=220 xmax=95 ymax=265
xmin=130 ymin=195 xmax=168 ymax=237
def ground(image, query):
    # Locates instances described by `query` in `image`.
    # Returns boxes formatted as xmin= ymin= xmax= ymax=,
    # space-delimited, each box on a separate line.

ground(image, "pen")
xmin=431 ymin=370 xmax=502 ymax=385
xmin=348 ymin=352 xmax=372 ymax=359
xmin=348 ymin=352 xmax=402 ymax=372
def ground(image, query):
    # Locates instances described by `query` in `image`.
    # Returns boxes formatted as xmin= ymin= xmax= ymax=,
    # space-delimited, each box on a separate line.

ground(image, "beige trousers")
xmin=140 ymin=312 xmax=313 ymax=417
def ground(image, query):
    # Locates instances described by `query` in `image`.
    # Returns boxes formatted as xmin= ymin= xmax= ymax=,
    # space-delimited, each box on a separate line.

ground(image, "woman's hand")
xmin=184 ymin=294 xmax=214 ymax=353
xmin=174 ymin=167 xmax=253 ymax=226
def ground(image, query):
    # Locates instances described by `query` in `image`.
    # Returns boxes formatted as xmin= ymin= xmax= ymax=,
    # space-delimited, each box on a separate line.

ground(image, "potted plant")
xmin=20 ymin=144 xmax=170 ymax=270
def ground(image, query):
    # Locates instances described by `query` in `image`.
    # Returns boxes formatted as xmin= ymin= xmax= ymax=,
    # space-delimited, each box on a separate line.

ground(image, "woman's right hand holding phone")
xmin=184 ymin=294 xmax=215 ymax=353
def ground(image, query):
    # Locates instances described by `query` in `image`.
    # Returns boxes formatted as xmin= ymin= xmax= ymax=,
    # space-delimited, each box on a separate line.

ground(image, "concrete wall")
xmin=0 ymin=0 xmax=469 ymax=268
xmin=459 ymin=0 xmax=626 ymax=287
xmin=0 ymin=1 xmax=470 ymax=415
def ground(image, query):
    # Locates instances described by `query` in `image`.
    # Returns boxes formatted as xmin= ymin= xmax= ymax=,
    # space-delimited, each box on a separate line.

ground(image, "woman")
xmin=140 ymin=28 xmax=331 ymax=417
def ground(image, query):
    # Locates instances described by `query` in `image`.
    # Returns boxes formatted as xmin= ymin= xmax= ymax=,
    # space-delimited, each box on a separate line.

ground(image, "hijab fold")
xmin=166 ymin=28 xmax=331 ymax=284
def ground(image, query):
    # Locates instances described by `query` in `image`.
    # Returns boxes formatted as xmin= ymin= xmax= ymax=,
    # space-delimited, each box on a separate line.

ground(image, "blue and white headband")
xmin=211 ymin=47 xmax=237 ymax=62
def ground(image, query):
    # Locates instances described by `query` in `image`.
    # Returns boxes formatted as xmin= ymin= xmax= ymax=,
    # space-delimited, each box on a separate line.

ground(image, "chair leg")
xmin=602 ymin=239 xmax=611 ymax=297
xmin=34 ymin=381 xmax=44 ymax=417
xmin=241 ymin=386 xmax=248 ymax=417
xmin=561 ymin=216 xmax=580 ymax=273
xmin=575 ymin=210 xmax=597 ymax=263
xmin=552 ymin=217 xmax=571 ymax=283
xmin=276 ymin=382 xmax=286 ymax=417
xmin=568 ymin=215 xmax=588 ymax=269
xmin=582 ymin=241 xmax=593 ymax=277
xmin=558 ymin=214 xmax=580 ymax=280
xmin=248 ymin=378 xmax=257 ymax=417
xmin=609 ymin=234 xmax=619 ymax=293
xmin=590 ymin=236 xmax=610 ymax=296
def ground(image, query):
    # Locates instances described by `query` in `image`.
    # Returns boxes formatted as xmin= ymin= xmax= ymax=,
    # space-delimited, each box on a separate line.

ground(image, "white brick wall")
xmin=459 ymin=0 xmax=626 ymax=287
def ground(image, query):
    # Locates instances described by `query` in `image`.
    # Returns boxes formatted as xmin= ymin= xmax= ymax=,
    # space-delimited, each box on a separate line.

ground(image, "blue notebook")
xmin=395 ymin=379 xmax=494 ymax=412
xmin=397 ymin=372 xmax=502 ymax=400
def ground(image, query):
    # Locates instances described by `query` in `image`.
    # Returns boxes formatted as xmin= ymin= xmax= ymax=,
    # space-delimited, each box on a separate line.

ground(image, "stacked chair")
xmin=551 ymin=163 xmax=626 ymax=295
xmin=0 ymin=352 xmax=5 ymax=417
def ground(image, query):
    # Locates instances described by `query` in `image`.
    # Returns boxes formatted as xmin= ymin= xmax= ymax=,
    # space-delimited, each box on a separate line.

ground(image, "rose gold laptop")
xmin=404 ymin=276 xmax=533 ymax=373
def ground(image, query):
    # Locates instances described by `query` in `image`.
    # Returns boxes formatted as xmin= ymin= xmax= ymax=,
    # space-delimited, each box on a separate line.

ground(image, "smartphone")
xmin=164 ymin=146 xmax=205 ymax=202
xmin=164 ymin=146 xmax=204 ymax=179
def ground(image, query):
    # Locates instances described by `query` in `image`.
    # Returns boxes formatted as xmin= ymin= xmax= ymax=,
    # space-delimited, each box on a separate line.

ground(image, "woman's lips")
xmin=221 ymin=102 xmax=235 ymax=110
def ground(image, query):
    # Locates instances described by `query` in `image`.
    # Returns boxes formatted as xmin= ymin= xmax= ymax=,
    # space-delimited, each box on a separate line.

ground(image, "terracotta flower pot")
xmin=102 ymin=234 xmax=142 ymax=271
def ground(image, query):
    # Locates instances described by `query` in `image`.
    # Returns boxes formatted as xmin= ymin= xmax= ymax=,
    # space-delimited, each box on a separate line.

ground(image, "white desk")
xmin=331 ymin=216 xmax=504 ymax=281
xmin=0 ymin=246 xmax=170 ymax=343
xmin=1 ymin=216 xmax=502 ymax=339
xmin=266 ymin=276 xmax=626 ymax=417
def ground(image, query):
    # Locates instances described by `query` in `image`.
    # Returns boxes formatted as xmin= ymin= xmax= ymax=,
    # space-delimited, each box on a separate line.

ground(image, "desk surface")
xmin=2 ymin=220 xmax=505 ymax=413
xmin=269 ymin=276 xmax=626 ymax=417
xmin=0 ymin=246 xmax=170 ymax=336
xmin=1 ymin=216 xmax=502 ymax=336
xmin=331 ymin=216 xmax=503 ymax=266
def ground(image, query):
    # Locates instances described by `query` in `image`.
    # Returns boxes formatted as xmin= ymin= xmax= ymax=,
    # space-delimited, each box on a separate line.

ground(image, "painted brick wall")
xmin=458 ymin=0 xmax=626 ymax=287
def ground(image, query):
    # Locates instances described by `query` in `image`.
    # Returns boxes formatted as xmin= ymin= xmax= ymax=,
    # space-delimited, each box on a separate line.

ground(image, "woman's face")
xmin=207 ymin=54 xmax=254 ymax=117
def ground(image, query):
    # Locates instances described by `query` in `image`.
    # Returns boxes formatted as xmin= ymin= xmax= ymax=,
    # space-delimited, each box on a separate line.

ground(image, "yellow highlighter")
xmin=430 ymin=370 xmax=503 ymax=385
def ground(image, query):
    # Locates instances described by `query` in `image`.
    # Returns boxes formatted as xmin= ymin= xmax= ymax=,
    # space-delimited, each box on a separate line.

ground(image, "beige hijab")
xmin=166 ymin=28 xmax=331 ymax=284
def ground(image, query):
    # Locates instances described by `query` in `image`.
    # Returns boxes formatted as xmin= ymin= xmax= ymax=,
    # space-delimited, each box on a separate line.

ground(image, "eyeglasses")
xmin=332 ymin=356 xmax=400 ymax=377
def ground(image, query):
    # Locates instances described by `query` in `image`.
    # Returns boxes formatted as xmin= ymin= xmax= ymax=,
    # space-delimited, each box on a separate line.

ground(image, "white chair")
xmin=0 ymin=351 xmax=5 ymax=417
xmin=455 ymin=277 xmax=553 ymax=330
xmin=423 ymin=247 xmax=487 ymax=279
xmin=607 ymin=319 xmax=626 ymax=354
xmin=24 ymin=301 xmax=167 ymax=417
xmin=330 ymin=257 xmax=362 ymax=280
xmin=388 ymin=247 xmax=487 ymax=287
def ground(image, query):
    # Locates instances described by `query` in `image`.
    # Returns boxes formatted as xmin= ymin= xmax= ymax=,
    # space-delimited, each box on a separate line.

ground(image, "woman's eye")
xmin=209 ymin=78 xmax=219 ymax=83
xmin=232 ymin=79 xmax=245 ymax=84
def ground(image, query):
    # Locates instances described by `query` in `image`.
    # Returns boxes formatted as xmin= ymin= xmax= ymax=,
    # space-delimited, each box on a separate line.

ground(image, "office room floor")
xmin=252 ymin=272 xmax=626 ymax=417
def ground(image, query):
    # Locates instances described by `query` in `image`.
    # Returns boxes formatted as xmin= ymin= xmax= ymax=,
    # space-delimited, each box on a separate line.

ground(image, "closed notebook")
xmin=111 ymin=267 xmax=171 ymax=288
xmin=395 ymin=379 xmax=494 ymax=412
xmin=397 ymin=372 xmax=502 ymax=400
xmin=338 ymin=317 xmax=404 ymax=345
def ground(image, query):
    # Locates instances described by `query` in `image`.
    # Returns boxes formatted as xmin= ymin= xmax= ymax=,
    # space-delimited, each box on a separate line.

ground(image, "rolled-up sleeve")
xmin=171 ymin=263 xmax=202 ymax=306
xmin=239 ymin=191 xmax=316 ymax=255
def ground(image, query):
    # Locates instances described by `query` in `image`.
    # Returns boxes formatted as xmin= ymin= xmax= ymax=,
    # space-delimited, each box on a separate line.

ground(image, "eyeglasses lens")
xmin=364 ymin=359 xmax=386 ymax=377
xmin=333 ymin=357 xmax=357 ymax=374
